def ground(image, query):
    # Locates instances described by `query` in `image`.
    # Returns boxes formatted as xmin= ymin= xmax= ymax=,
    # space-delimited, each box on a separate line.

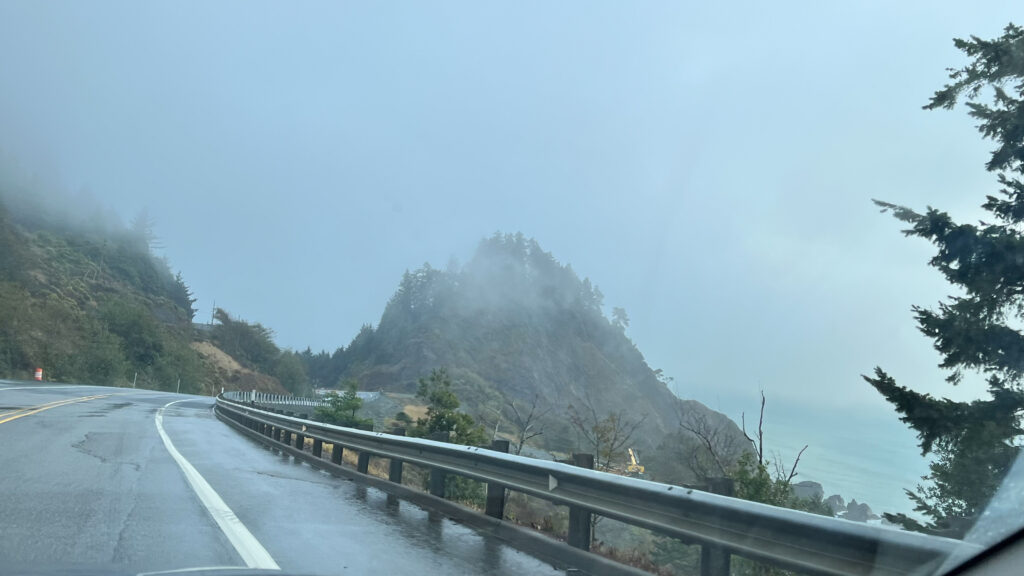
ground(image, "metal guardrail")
xmin=225 ymin=390 xmax=329 ymax=408
xmin=215 ymin=393 xmax=971 ymax=576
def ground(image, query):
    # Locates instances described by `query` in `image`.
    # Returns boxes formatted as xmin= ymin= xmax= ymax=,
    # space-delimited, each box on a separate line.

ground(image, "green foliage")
xmin=866 ymin=369 xmax=1020 ymax=534
xmin=567 ymin=398 xmax=645 ymax=471
xmin=211 ymin=308 xmax=280 ymax=371
xmin=866 ymin=24 xmax=1024 ymax=536
xmin=172 ymin=272 xmax=197 ymax=321
xmin=411 ymin=368 xmax=487 ymax=446
xmin=207 ymin=308 xmax=313 ymax=395
xmin=410 ymin=368 xmax=487 ymax=504
xmin=0 ymin=276 xmax=209 ymax=389
xmin=731 ymin=452 xmax=832 ymax=516
xmin=0 ymin=191 xmax=206 ymax=391
xmin=101 ymin=301 xmax=164 ymax=367
xmin=299 ymin=347 xmax=338 ymax=389
xmin=272 ymin=350 xmax=311 ymax=396
xmin=0 ymin=284 xmax=132 ymax=385
xmin=0 ymin=202 xmax=27 ymax=283
xmin=77 ymin=323 xmax=130 ymax=385
xmin=315 ymin=380 xmax=373 ymax=428
xmin=611 ymin=307 xmax=629 ymax=331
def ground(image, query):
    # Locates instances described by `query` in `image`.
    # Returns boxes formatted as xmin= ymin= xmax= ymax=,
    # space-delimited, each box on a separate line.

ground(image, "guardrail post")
xmin=357 ymin=452 xmax=371 ymax=474
xmin=389 ymin=427 xmax=406 ymax=483
xmin=294 ymin=429 xmax=305 ymax=451
xmin=427 ymin=431 xmax=450 ymax=498
xmin=485 ymin=439 xmax=510 ymax=519
xmin=331 ymin=443 xmax=343 ymax=465
xmin=273 ymin=425 xmax=282 ymax=442
xmin=701 ymin=477 xmax=735 ymax=576
xmin=567 ymin=453 xmax=594 ymax=551
xmin=429 ymin=468 xmax=446 ymax=497
xmin=313 ymin=438 xmax=323 ymax=458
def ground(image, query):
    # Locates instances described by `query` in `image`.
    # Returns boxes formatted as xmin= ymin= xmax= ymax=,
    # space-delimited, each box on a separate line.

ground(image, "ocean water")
xmin=768 ymin=411 xmax=929 ymax=517
xmin=728 ymin=404 xmax=932 ymax=518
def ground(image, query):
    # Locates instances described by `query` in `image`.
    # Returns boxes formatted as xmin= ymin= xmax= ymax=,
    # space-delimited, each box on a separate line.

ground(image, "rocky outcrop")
xmin=843 ymin=499 xmax=879 ymax=522
xmin=820 ymin=494 xmax=883 ymax=523
xmin=824 ymin=494 xmax=846 ymax=515
xmin=792 ymin=481 xmax=824 ymax=502
xmin=328 ymin=233 xmax=749 ymax=469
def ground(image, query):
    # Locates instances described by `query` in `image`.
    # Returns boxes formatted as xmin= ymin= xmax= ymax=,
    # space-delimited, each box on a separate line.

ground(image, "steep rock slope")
xmin=314 ymin=233 xmax=747 ymax=468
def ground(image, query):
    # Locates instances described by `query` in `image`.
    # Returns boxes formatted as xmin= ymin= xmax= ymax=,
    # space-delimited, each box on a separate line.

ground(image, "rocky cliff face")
xmin=311 ymin=234 xmax=749 ymax=476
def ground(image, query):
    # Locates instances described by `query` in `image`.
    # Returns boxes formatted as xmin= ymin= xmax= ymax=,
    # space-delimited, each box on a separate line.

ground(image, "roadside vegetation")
xmin=0 ymin=186 xmax=306 ymax=396
xmin=0 ymin=196 xmax=205 ymax=391
xmin=315 ymin=380 xmax=373 ymax=429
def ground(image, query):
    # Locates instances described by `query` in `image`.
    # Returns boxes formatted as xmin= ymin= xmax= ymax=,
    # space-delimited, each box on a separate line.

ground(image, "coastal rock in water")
xmin=843 ymin=499 xmax=878 ymax=522
xmin=792 ymin=481 xmax=824 ymax=502
xmin=824 ymin=494 xmax=846 ymax=515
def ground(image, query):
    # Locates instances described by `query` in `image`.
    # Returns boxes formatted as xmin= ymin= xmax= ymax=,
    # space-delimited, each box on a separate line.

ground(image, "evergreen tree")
xmin=865 ymin=24 xmax=1024 ymax=537
xmin=272 ymin=350 xmax=311 ymax=396
xmin=172 ymin=271 xmax=198 ymax=321
xmin=410 ymin=367 xmax=487 ymax=504
xmin=315 ymin=379 xmax=371 ymax=428
xmin=211 ymin=308 xmax=280 ymax=371
xmin=611 ymin=307 xmax=630 ymax=331
xmin=411 ymin=367 xmax=486 ymax=446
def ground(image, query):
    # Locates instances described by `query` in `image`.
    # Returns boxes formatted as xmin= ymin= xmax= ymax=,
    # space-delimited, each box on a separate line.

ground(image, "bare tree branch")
xmin=603 ymin=411 xmax=645 ymax=469
xmin=786 ymin=445 xmax=808 ymax=485
xmin=680 ymin=412 xmax=729 ymax=477
xmin=487 ymin=405 xmax=502 ymax=441
xmin=741 ymin=412 xmax=757 ymax=453
xmin=757 ymin=391 xmax=765 ymax=466
xmin=568 ymin=391 xmax=645 ymax=470
xmin=508 ymin=395 xmax=552 ymax=455
xmin=740 ymin=391 xmax=768 ymax=465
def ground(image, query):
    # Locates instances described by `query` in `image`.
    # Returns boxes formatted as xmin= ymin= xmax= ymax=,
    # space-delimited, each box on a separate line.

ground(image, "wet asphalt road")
xmin=0 ymin=382 xmax=562 ymax=576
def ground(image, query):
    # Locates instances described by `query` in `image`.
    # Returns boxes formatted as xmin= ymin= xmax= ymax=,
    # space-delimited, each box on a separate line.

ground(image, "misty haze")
xmin=1 ymin=3 xmax=1023 ymax=576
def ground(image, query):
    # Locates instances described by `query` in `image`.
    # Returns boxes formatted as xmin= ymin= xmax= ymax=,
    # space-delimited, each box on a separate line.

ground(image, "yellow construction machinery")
xmin=626 ymin=448 xmax=645 ymax=476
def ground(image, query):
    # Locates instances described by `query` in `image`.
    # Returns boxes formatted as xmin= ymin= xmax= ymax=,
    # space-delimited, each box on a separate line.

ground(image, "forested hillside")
xmin=301 ymin=233 xmax=746 ymax=478
xmin=0 ymin=185 xmax=302 ymax=396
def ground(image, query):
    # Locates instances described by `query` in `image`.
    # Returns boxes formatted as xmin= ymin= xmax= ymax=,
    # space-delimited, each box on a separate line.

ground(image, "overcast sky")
xmin=1 ymin=1 xmax=1019 ymax=508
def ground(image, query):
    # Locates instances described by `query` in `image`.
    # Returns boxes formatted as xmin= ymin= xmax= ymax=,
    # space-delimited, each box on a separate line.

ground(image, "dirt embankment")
xmin=191 ymin=341 xmax=288 ymax=395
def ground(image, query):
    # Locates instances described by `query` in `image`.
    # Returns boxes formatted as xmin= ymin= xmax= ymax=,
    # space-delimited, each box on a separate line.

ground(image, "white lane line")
xmin=137 ymin=566 xmax=252 ymax=575
xmin=0 ymin=385 xmax=100 ymax=392
xmin=155 ymin=400 xmax=280 ymax=570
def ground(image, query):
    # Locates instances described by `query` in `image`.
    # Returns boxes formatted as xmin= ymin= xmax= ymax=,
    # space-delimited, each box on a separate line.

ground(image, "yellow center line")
xmin=0 ymin=395 xmax=85 ymax=419
xmin=0 ymin=393 xmax=114 ymax=425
